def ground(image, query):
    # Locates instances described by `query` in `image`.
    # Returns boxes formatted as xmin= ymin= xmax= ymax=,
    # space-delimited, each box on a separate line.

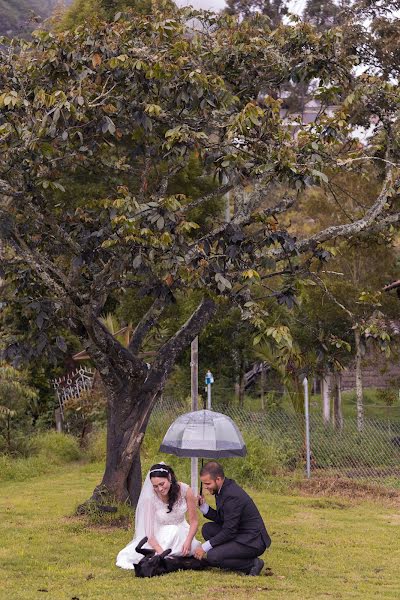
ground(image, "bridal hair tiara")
xmin=150 ymin=468 xmax=169 ymax=475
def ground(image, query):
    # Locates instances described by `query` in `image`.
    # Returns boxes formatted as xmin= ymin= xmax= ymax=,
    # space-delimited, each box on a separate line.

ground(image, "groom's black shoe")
xmin=247 ymin=558 xmax=264 ymax=576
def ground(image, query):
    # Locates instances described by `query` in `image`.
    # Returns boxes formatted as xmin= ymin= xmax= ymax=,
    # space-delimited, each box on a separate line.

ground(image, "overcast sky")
xmin=176 ymin=0 xmax=306 ymax=14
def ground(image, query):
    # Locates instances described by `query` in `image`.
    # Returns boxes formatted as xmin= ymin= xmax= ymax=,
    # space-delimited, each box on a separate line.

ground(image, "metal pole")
xmin=190 ymin=337 xmax=199 ymax=494
xmin=207 ymin=382 xmax=212 ymax=410
xmin=303 ymin=377 xmax=311 ymax=479
xmin=54 ymin=408 xmax=64 ymax=433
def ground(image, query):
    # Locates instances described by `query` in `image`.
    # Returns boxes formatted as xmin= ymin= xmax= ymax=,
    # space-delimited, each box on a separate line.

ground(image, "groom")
xmin=194 ymin=461 xmax=271 ymax=576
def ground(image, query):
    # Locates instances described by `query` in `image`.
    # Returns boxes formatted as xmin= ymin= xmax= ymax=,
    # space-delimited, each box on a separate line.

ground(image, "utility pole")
xmin=190 ymin=337 xmax=199 ymax=494
xmin=191 ymin=189 xmax=229 ymax=492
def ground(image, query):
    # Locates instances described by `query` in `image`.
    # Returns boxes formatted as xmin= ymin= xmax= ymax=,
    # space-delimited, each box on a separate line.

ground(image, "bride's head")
xmin=149 ymin=463 xmax=180 ymax=513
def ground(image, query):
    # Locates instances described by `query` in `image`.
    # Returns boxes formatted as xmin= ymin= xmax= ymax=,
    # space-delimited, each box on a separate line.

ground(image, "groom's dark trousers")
xmin=201 ymin=478 xmax=271 ymax=573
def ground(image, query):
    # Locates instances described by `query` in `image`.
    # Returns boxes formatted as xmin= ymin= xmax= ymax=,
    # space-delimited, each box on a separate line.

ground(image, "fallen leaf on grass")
xmin=276 ymin=575 xmax=286 ymax=579
xmin=86 ymin=573 xmax=94 ymax=580
xmin=37 ymin=590 xmax=48 ymax=593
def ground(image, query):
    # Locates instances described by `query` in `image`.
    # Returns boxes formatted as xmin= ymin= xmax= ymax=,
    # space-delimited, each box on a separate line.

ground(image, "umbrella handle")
xmin=199 ymin=458 xmax=204 ymax=499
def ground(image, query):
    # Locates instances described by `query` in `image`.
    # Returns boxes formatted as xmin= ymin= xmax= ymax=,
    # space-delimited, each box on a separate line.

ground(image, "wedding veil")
xmin=134 ymin=462 xmax=167 ymax=540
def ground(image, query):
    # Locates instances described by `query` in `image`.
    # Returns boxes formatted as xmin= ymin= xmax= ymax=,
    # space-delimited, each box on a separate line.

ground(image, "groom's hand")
xmin=194 ymin=547 xmax=206 ymax=560
xmin=197 ymin=494 xmax=205 ymax=506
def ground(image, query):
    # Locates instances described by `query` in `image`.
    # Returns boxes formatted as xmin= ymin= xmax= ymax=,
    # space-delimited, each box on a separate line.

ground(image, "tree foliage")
xmin=1 ymin=5 xmax=400 ymax=502
xmin=0 ymin=363 xmax=38 ymax=453
xmin=61 ymin=0 xmax=161 ymax=30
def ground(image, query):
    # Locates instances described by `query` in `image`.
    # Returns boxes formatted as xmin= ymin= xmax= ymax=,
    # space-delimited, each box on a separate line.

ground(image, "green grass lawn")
xmin=1 ymin=463 xmax=399 ymax=600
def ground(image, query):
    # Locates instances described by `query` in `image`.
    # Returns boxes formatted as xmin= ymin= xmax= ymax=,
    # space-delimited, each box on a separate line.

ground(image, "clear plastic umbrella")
xmin=159 ymin=409 xmax=247 ymax=458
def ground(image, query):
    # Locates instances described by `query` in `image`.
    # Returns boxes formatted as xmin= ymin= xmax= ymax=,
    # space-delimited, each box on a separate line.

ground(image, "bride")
xmin=116 ymin=463 xmax=201 ymax=569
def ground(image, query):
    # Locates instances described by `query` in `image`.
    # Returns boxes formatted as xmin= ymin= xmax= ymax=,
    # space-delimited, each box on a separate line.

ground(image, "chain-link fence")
xmin=149 ymin=395 xmax=400 ymax=490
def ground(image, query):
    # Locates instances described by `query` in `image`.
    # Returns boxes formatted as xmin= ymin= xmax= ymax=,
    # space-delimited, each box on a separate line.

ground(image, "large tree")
xmin=1 ymin=6 xmax=399 ymax=505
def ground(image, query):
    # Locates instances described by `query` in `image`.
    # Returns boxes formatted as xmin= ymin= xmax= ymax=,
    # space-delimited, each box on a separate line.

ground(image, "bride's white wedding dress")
xmin=116 ymin=481 xmax=201 ymax=569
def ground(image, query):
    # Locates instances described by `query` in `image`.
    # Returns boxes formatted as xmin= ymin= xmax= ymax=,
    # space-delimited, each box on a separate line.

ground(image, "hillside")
xmin=0 ymin=0 xmax=69 ymax=37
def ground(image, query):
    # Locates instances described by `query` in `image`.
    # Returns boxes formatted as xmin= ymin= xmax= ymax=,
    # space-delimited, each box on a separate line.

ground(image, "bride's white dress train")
xmin=116 ymin=482 xmax=201 ymax=569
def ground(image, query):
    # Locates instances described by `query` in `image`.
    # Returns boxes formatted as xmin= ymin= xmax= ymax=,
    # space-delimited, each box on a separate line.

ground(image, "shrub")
xmin=29 ymin=431 xmax=82 ymax=464
xmin=0 ymin=430 xmax=31 ymax=457
xmin=0 ymin=454 xmax=50 ymax=482
xmin=85 ymin=428 xmax=107 ymax=463
xmin=220 ymin=433 xmax=298 ymax=488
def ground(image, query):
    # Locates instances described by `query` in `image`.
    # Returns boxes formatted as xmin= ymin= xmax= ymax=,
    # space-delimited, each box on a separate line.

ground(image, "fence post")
xmin=303 ymin=377 xmax=311 ymax=479
xmin=54 ymin=408 xmax=64 ymax=433
xmin=322 ymin=373 xmax=331 ymax=425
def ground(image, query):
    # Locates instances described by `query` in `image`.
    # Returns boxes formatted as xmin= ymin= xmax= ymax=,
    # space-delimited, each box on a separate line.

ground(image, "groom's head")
xmin=200 ymin=461 xmax=225 ymax=495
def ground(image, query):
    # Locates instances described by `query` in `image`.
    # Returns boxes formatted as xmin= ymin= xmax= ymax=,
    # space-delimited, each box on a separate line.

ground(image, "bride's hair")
xmin=150 ymin=463 xmax=180 ymax=513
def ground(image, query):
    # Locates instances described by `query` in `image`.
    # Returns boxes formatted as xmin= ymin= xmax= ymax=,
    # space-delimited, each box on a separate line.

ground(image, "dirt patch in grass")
xmin=63 ymin=513 xmax=132 ymax=531
xmin=294 ymin=476 xmax=400 ymax=505
xmin=380 ymin=513 xmax=400 ymax=525
xmin=205 ymin=585 xmax=271 ymax=594
xmin=307 ymin=498 xmax=350 ymax=510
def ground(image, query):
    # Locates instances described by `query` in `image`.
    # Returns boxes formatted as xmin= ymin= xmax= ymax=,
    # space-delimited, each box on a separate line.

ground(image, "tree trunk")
xmin=354 ymin=328 xmax=364 ymax=432
xmin=260 ymin=363 xmax=266 ymax=411
xmin=238 ymin=358 xmax=246 ymax=408
xmin=322 ymin=374 xmax=331 ymax=425
xmin=234 ymin=381 xmax=240 ymax=403
xmin=232 ymin=349 xmax=240 ymax=403
xmin=126 ymin=450 xmax=142 ymax=508
xmin=91 ymin=386 xmax=158 ymax=506
xmin=332 ymin=373 xmax=343 ymax=431
xmin=85 ymin=296 xmax=217 ymax=507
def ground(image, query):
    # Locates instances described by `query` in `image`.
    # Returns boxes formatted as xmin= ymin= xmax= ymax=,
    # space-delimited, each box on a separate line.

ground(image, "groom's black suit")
xmin=201 ymin=478 xmax=271 ymax=573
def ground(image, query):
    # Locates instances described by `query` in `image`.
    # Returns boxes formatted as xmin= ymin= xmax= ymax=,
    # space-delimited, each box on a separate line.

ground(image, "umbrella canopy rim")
xmin=158 ymin=408 xmax=247 ymax=459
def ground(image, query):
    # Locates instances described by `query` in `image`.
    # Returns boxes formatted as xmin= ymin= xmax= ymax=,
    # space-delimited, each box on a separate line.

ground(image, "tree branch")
xmin=183 ymin=182 xmax=236 ymax=212
xmin=185 ymin=188 xmax=297 ymax=264
xmin=270 ymin=171 xmax=399 ymax=262
xmin=25 ymin=199 xmax=82 ymax=255
xmin=310 ymin=273 xmax=354 ymax=319
xmin=129 ymin=296 xmax=168 ymax=355
xmin=145 ymin=297 xmax=216 ymax=391
xmin=11 ymin=229 xmax=80 ymax=300
xmin=0 ymin=179 xmax=24 ymax=198
xmin=6 ymin=232 xmax=71 ymax=301
xmin=82 ymin=314 xmax=148 ymax=390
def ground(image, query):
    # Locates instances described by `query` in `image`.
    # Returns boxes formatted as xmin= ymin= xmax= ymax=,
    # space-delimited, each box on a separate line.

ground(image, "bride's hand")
xmin=181 ymin=538 xmax=191 ymax=556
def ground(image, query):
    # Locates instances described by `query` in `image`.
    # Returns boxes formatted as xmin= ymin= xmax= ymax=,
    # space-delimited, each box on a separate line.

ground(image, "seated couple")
xmin=116 ymin=461 xmax=271 ymax=576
